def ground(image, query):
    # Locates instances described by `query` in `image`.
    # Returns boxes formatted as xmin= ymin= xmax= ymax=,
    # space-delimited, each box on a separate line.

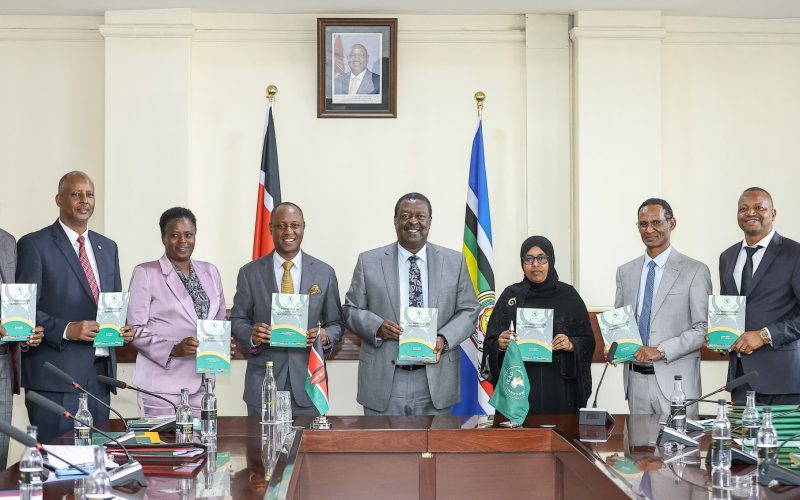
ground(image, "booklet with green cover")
xmin=94 ymin=292 xmax=129 ymax=347
xmin=270 ymin=293 xmax=309 ymax=348
xmin=515 ymin=307 xmax=553 ymax=362
xmin=707 ymin=295 xmax=746 ymax=351
xmin=1 ymin=283 xmax=36 ymax=342
xmin=398 ymin=306 xmax=438 ymax=363
xmin=196 ymin=319 xmax=231 ymax=374
xmin=597 ymin=305 xmax=643 ymax=364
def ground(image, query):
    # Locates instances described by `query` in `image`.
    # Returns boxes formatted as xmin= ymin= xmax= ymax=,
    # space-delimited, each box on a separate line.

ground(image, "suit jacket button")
xmin=390 ymin=360 xmax=396 ymax=365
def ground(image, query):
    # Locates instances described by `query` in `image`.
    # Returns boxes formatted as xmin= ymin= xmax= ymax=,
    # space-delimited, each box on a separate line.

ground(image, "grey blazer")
xmin=0 ymin=228 xmax=14 ymax=285
xmin=0 ymin=228 xmax=15 ymax=470
xmin=343 ymin=242 xmax=479 ymax=412
xmin=230 ymin=251 xmax=343 ymax=409
xmin=720 ymin=232 xmax=800 ymax=394
xmin=615 ymin=248 xmax=711 ymax=404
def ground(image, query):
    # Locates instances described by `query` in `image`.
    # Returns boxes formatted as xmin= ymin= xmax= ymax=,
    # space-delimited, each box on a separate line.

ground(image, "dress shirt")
xmin=637 ymin=245 xmax=673 ymax=318
xmin=733 ymin=229 xmax=775 ymax=293
xmin=398 ymin=244 xmax=428 ymax=308
xmin=348 ymin=70 xmax=366 ymax=94
xmin=272 ymin=251 xmax=302 ymax=294
xmin=58 ymin=219 xmax=108 ymax=357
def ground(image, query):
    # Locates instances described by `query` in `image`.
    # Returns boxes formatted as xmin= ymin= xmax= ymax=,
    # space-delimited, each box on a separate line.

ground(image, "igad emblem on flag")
xmin=500 ymin=364 xmax=526 ymax=399
xmin=488 ymin=339 xmax=530 ymax=426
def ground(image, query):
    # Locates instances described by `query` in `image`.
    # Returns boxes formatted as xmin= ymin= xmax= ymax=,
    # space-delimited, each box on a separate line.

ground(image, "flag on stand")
xmin=488 ymin=338 xmax=530 ymax=425
xmin=452 ymin=118 xmax=497 ymax=416
xmin=252 ymin=104 xmax=282 ymax=260
xmin=305 ymin=332 xmax=330 ymax=415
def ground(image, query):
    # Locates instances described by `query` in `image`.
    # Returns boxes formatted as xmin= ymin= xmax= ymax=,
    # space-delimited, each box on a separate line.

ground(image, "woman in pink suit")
xmin=128 ymin=207 xmax=227 ymax=417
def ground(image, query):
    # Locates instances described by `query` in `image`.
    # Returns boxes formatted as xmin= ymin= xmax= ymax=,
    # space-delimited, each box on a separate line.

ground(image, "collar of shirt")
xmin=349 ymin=69 xmax=367 ymax=83
xmin=397 ymin=243 xmax=427 ymax=265
xmin=58 ymin=218 xmax=90 ymax=248
xmin=739 ymin=228 xmax=775 ymax=251
xmin=273 ymin=250 xmax=303 ymax=274
xmin=644 ymin=245 xmax=672 ymax=270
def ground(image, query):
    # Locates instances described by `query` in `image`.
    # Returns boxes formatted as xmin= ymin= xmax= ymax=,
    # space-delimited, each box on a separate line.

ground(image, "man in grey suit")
xmin=343 ymin=193 xmax=479 ymax=416
xmin=718 ymin=187 xmax=800 ymax=404
xmin=231 ymin=202 xmax=343 ymax=417
xmin=0 ymin=228 xmax=44 ymax=468
xmin=615 ymin=198 xmax=711 ymax=416
xmin=333 ymin=44 xmax=381 ymax=95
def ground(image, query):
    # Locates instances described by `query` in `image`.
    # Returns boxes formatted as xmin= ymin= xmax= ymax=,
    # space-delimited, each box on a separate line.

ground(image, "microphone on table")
xmin=0 ymin=420 xmax=91 ymax=476
xmin=97 ymin=375 xmax=177 ymax=433
xmin=758 ymin=432 xmax=800 ymax=487
xmin=579 ymin=342 xmax=617 ymax=426
xmin=657 ymin=371 xmax=760 ymax=448
xmin=43 ymin=362 xmax=131 ymax=434
xmin=25 ymin=390 xmax=147 ymax=487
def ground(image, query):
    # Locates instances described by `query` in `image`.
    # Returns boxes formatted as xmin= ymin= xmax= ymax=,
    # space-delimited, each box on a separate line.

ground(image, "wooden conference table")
xmin=2 ymin=414 xmax=797 ymax=499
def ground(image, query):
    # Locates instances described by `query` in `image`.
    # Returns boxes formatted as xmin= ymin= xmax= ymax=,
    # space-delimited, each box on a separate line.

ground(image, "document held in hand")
xmin=1 ymin=283 xmax=36 ymax=342
xmin=515 ymin=307 xmax=554 ymax=362
xmin=94 ymin=292 xmax=129 ymax=347
xmin=270 ymin=293 xmax=309 ymax=348
xmin=707 ymin=295 xmax=746 ymax=351
xmin=597 ymin=305 xmax=643 ymax=364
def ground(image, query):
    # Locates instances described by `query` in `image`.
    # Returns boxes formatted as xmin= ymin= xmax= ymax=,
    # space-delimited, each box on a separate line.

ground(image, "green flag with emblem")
xmin=488 ymin=338 xmax=530 ymax=425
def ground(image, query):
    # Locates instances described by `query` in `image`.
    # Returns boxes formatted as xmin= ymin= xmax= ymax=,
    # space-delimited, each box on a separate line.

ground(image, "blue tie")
xmin=639 ymin=261 xmax=656 ymax=346
xmin=409 ymin=256 xmax=423 ymax=307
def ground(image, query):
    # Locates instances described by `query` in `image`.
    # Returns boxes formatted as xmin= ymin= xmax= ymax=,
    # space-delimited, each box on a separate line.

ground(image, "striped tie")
xmin=281 ymin=261 xmax=294 ymax=293
xmin=638 ymin=261 xmax=656 ymax=346
xmin=77 ymin=235 xmax=100 ymax=303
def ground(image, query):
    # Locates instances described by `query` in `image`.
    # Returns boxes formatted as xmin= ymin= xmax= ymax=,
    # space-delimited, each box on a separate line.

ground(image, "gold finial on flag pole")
xmin=266 ymin=85 xmax=278 ymax=103
xmin=474 ymin=91 xmax=485 ymax=118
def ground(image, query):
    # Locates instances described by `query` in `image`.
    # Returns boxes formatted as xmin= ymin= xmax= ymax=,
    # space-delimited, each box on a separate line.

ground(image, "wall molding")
xmin=192 ymin=28 xmax=524 ymax=43
xmin=0 ymin=28 xmax=101 ymax=41
xmin=664 ymin=31 xmax=800 ymax=45
xmin=569 ymin=27 xmax=666 ymax=41
xmin=99 ymin=24 xmax=194 ymax=39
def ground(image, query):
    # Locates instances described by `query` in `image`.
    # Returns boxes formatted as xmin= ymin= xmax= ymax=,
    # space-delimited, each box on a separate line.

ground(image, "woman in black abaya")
xmin=485 ymin=236 xmax=595 ymax=414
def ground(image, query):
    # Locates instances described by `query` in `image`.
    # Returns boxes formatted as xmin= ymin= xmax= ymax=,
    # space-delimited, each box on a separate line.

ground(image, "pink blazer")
xmin=128 ymin=255 xmax=226 ymax=397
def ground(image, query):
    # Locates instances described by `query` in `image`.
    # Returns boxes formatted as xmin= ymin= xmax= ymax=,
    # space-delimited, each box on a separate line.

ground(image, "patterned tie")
xmin=408 ymin=256 xmax=423 ymax=307
xmin=348 ymin=75 xmax=360 ymax=95
xmin=281 ymin=261 xmax=294 ymax=294
xmin=77 ymin=235 xmax=99 ymax=303
xmin=638 ymin=261 xmax=656 ymax=346
xmin=740 ymin=246 xmax=762 ymax=296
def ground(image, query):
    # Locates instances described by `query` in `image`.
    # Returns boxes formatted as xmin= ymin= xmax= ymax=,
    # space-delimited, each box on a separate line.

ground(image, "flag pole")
xmin=266 ymin=84 xmax=278 ymax=104
xmin=474 ymin=90 xmax=485 ymax=119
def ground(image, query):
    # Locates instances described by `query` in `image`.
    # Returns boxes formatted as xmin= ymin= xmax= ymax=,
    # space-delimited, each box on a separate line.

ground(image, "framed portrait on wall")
xmin=317 ymin=18 xmax=397 ymax=118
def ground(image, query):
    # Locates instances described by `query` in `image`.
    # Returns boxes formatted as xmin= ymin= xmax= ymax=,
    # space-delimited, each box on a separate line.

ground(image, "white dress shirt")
xmin=273 ymin=251 xmax=303 ymax=294
xmin=637 ymin=245 xmax=673 ymax=318
xmin=398 ymin=244 xmax=428 ymax=308
xmin=58 ymin=219 xmax=108 ymax=357
xmin=733 ymin=229 xmax=775 ymax=294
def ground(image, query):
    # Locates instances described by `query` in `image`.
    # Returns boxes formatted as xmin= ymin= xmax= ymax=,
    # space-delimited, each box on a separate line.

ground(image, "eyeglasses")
xmin=523 ymin=255 xmax=549 ymax=266
xmin=636 ymin=219 xmax=670 ymax=230
xmin=273 ymin=222 xmax=304 ymax=231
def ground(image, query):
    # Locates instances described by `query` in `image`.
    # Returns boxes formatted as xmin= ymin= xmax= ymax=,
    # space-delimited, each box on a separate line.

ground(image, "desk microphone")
xmin=657 ymin=371 xmax=760 ymax=447
xmin=757 ymin=432 xmax=800 ymax=487
xmin=0 ymin=420 xmax=91 ymax=476
xmin=43 ymin=362 xmax=131 ymax=433
xmin=97 ymin=375 xmax=177 ymax=433
xmin=25 ymin=390 xmax=147 ymax=487
xmin=579 ymin=343 xmax=617 ymax=426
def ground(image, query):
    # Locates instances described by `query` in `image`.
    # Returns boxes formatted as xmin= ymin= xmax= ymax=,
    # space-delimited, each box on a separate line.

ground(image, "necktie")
xmin=638 ymin=261 xmax=656 ymax=346
xmin=740 ymin=246 xmax=762 ymax=296
xmin=281 ymin=261 xmax=294 ymax=294
xmin=408 ymin=256 xmax=423 ymax=307
xmin=77 ymin=235 xmax=99 ymax=303
xmin=349 ymin=75 xmax=360 ymax=95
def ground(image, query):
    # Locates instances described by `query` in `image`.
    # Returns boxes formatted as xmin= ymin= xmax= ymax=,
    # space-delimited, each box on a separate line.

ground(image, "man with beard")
xmin=343 ymin=192 xmax=479 ymax=415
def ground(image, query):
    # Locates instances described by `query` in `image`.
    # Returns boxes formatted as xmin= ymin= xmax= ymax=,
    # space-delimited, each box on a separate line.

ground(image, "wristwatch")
xmin=656 ymin=345 xmax=667 ymax=361
xmin=759 ymin=328 xmax=772 ymax=346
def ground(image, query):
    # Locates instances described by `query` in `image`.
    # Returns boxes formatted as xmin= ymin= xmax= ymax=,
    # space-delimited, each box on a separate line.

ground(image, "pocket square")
xmin=309 ymin=284 xmax=322 ymax=295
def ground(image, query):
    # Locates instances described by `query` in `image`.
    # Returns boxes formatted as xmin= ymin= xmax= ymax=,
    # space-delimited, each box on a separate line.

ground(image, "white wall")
xmin=3 ymin=9 xmax=800 ymax=458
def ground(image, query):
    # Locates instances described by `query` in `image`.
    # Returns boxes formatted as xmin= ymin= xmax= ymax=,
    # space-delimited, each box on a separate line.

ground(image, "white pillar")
xmin=100 ymin=8 xmax=193 ymax=283
xmin=571 ymin=11 xmax=665 ymax=306
xmin=525 ymin=14 xmax=573 ymax=282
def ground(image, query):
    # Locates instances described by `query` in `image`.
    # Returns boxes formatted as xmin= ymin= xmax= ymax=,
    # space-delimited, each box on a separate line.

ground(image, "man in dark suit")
xmin=16 ymin=171 xmax=133 ymax=443
xmin=231 ymin=202 xmax=343 ymax=417
xmin=333 ymin=44 xmax=381 ymax=95
xmin=718 ymin=187 xmax=800 ymax=404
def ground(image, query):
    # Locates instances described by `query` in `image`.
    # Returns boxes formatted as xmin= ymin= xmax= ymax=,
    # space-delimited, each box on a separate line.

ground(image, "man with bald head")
xmin=717 ymin=187 xmax=800 ymax=404
xmin=231 ymin=202 xmax=343 ymax=417
xmin=334 ymin=43 xmax=381 ymax=95
xmin=16 ymin=171 xmax=132 ymax=443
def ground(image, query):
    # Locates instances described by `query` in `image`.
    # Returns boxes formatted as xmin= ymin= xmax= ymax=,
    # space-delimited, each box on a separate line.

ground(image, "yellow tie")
xmin=348 ymin=75 xmax=360 ymax=95
xmin=281 ymin=261 xmax=294 ymax=293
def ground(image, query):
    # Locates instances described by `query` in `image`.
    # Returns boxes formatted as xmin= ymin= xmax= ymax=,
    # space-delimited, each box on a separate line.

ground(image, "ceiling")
xmin=1 ymin=0 xmax=799 ymax=19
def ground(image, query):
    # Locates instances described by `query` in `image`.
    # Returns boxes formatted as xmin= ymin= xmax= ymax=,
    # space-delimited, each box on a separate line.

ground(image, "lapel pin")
xmin=97 ymin=245 xmax=102 ymax=250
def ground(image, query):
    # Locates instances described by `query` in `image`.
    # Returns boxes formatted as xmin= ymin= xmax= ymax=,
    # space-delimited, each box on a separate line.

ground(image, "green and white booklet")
xmin=515 ymin=308 xmax=554 ymax=362
xmin=270 ymin=293 xmax=309 ymax=348
xmin=597 ymin=305 xmax=643 ymax=364
xmin=707 ymin=295 xmax=746 ymax=351
xmin=94 ymin=292 xmax=129 ymax=347
xmin=1 ymin=283 xmax=36 ymax=342
xmin=398 ymin=306 xmax=438 ymax=363
xmin=196 ymin=319 xmax=231 ymax=374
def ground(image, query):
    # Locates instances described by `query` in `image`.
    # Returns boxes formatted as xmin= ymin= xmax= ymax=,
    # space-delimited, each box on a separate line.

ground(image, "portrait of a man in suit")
xmin=333 ymin=42 xmax=381 ymax=96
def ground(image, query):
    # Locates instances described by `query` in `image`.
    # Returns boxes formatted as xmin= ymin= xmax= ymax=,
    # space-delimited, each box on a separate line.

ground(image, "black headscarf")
xmin=519 ymin=235 xmax=559 ymax=296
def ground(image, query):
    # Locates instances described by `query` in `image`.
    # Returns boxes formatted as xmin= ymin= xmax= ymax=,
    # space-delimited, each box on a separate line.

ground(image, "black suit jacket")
xmin=16 ymin=220 xmax=121 ymax=392
xmin=719 ymin=232 xmax=800 ymax=394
